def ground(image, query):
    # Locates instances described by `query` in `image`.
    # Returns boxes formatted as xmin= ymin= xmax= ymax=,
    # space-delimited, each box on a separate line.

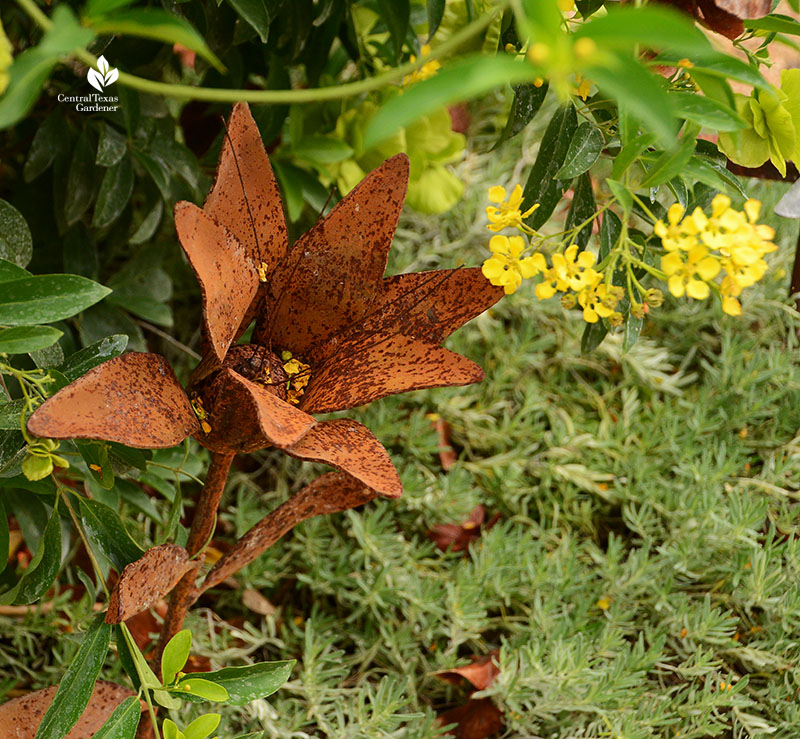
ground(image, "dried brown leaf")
xmin=437 ymin=698 xmax=504 ymax=739
xmin=428 ymin=505 xmax=499 ymax=553
xmin=436 ymin=651 xmax=501 ymax=691
xmin=0 ymin=681 xmax=142 ymax=738
xmin=27 ymin=353 xmax=198 ymax=448
xmin=106 ymin=544 xmax=198 ymax=624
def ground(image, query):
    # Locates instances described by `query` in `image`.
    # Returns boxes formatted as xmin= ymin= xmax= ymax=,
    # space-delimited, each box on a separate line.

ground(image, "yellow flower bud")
xmin=527 ymin=43 xmax=550 ymax=64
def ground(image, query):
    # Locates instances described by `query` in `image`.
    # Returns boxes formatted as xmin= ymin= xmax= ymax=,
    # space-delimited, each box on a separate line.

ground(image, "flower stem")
xmin=15 ymin=0 xmax=506 ymax=105
xmin=156 ymin=450 xmax=234 ymax=660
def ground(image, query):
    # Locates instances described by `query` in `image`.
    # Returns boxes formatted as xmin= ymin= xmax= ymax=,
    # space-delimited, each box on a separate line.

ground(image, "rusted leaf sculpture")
xmin=27 ymin=102 xmax=503 ymax=654
xmin=0 ymin=681 xmax=142 ymax=738
xmin=106 ymin=544 xmax=197 ymax=624
xmin=659 ymin=0 xmax=771 ymax=39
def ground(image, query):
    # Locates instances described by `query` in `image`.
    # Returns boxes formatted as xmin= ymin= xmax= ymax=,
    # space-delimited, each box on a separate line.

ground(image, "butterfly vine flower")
xmin=27 ymin=103 xmax=503 ymax=656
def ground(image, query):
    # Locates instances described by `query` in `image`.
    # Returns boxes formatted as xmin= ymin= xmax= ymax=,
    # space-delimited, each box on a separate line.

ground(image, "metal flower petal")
xmin=284 ymin=419 xmax=402 ymax=497
xmin=174 ymin=201 xmax=259 ymax=363
xmin=27 ymin=353 xmax=198 ymax=448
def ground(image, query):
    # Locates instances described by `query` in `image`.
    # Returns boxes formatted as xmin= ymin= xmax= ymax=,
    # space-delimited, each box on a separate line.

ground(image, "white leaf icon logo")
xmin=87 ymin=56 xmax=118 ymax=92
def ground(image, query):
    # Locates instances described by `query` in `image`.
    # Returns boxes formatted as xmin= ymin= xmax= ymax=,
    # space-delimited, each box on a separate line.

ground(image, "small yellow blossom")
xmin=578 ymin=275 xmax=617 ymax=323
xmin=486 ymin=184 xmax=539 ymax=232
xmin=283 ymin=356 xmax=311 ymax=404
xmin=552 ymin=245 xmax=598 ymax=292
xmin=661 ymin=246 xmax=720 ymax=299
xmin=257 ymin=261 xmax=269 ymax=282
xmin=533 ymin=77 xmax=545 ymax=88
xmin=677 ymin=58 xmax=694 ymax=69
xmin=527 ymin=42 xmax=550 ymax=64
xmin=482 ymin=235 xmax=546 ymax=295
xmin=573 ymin=38 xmax=597 ymax=61
xmin=404 ymin=44 xmax=441 ymax=85
xmin=575 ymin=75 xmax=592 ymax=101
xmin=597 ymin=596 xmax=611 ymax=610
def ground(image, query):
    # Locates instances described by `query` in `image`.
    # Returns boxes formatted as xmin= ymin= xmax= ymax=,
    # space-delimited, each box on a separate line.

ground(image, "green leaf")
xmin=377 ymin=0 xmax=409 ymax=62
xmin=683 ymin=155 xmax=747 ymax=198
xmin=85 ymin=0 xmax=137 ymax=17
xmin=35 ymin=614 xmax=112 ymax=739
xmin=0 ymin=7 xmax=94 ymax=130
xmin=0 ymin=274 xmax=111 ymax=326
xmin=78 ymin=496 xmax=143 ymax=572
xmin=0 ymin=430 xmax=26 ymax=477
xmin=93 ymin=696 xmax=141 ymax=739
xmin=576 ymin=5 xmax=712 ymax=57
xmin=129 ymin=197 xmax=164 ymax=245
xmin=24 ymin=110 xmax=68 ymax=182
xmin=639 ymin=124 xmax=699 ymax=188
xmin=0 ymin=398 xmax=25 ymax=430
xmin=162 ymin=719 xmax=181 ymax=739
xmin=76 ymin=440 xmax=114 ymax=490
xmin=363 ymin=55 xmax=535 ymax=149
xmin=587 ymin=53 xmax=675 ymax=146
xmin=521 ymin=104 xmax=578 ymax=229
xmin=623 ymin=311 xmax=644 ymax=351
xmin=90 ymin=9 xmax=224 ymax=71
xmin=64 ymin=130 xmax=97 ymax=227
xmin=179 ymin=661 xmax=294 ymax=706
xmin=581 ymin=321 xmax=608 ymax=354
xmin=493 ymin=82 xmax=549 ymax=150
xmin=0 ymin=326 xmax=62 ymax=355
xmin=683 ymin=54 xmax=769 ymax=92
xmin=93 ymin=153 xmax=134 ymax=229
xmin=600 ymin=209 xmax=622 ymax=261
xmin=744 ymin=14 xmax=800 ymax=37
xmin=0 ymin=258 xmax=31 ymax=282
xmin=174 ymin=678 xmax=229 ymax=703
xmin=182 ymin=714 xmax=221 ymax=739
xmin=575 ymin=0 xmax=604 ymax=19
xmin=162 ymin=629 xmax=192 ymax=685
xmin=670 ymin=92 xmax=746 ymax=132
xmin=226 ymin=0 xmax=271 ymax=43
xmin=5 ymin=497 xmax=61 ymax=604
xmin=566 ymin=172 xmax=596 ymax=249
xmin=59 ymin=335 xmax=128 ymax=382
xmin=292 ymin=136 xmax=354 ymax=164
xmin=0 ymin=200 xmax=33 ymax=268
xmin=96 ymin=123 xmax=128 ymax=167
xmin=427 ymin=0 xmax=446 ymax=39
xmin=30 ymin=341 xmax=64 ymax=369
xmin=555 ymin=122 xmax=604 ymax=179
xmin=0 ymin=497 xmax=8 ymax=576
xmin=610 ymin=131 xmax=658 ymax=180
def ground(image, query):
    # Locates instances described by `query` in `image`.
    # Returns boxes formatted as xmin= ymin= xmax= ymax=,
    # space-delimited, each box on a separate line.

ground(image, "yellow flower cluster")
xmin=486 ymin=185 xmax=539 ymax=232
xmin=282 ymin=351 xmax=311 ymax=404
xmin=403 ymin=44 xmax=441 ymax=86
xmin=655 ymin=195 xmax=776 ymax=316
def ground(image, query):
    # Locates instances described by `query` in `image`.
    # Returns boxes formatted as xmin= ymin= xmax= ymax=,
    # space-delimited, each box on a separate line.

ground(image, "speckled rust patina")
xmin=26 ymin=101 xmax=504 ymax=661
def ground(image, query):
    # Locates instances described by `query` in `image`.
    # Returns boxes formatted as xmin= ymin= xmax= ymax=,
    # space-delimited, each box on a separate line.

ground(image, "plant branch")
xmin=15 ymin=0 xmax=506 ymax=104
xmin=197 ymin=471 xmax=377 ymax=598
xmin=156 ymin=450 xmax=234 ymax=660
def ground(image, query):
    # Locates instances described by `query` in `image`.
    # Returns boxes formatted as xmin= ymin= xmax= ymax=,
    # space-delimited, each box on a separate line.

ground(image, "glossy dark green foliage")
xmin=522 ymin=104 xmax=578 ymax=229
xmin=566 ymin=172 xmax=596 ymax=250
xmin=493 ymin=82 xmax=549 ymax=150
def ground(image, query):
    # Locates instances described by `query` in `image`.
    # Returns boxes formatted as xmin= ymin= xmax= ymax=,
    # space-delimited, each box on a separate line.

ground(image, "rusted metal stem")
xmin=195 ymin=472 xmax=377 ymax=599
xmin=156 ymin=450 xmax=235 ymax=659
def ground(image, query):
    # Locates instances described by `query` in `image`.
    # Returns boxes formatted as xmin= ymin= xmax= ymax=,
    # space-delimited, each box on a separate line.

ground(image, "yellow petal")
xmin=509 ymin=184 xmax=524 ymax=208
xmin=686 ymin=279 xmax=710 ymax=300
xmin=536 ymin=282 xmax=557 ymax=300
xmin=522 ymin=203 xmax=540 ymax=218
xmin=518 ymin=257 xmax=540 ymax=278
xmin=722 ymin=296 xmax=742 ymax=316
xmin=488 ymin=186 xmax=506 ymax=203
xmin=596 ymin=303 xmax=614 ymax=318
xmin=576 ymin=250 xmax=596 ymax=268
xmin=564 ymin=244 xmax=578 ymax=263
xmin=667 ymin=203 xmax=684 ymax=225
xmin=696 ymin=256 xmax=721 ymax=281
xmin=688 ymin=244 xmax=709 ymax=264
xmin=489 ymin=235 xmax=510 ymax=255
xmin=583 ymin=305 xmax=599 ymax=323
xmin=661 ymin=252 xmax=683 ymax=275
xmin=668 ymin=274 xmax=685 ymax=297
xmin=711 ymin=193 xmax=730 ymax=217
xmin=507 ymin=235 xmax=526 ymax=257
xmin=744 ymin=199 xmax=761 ymax=223
xmin=482 ymin=256 xmax=506 ymax=280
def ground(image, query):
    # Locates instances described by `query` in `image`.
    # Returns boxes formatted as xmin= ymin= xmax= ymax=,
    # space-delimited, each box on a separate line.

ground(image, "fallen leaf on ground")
xmin=436 ymin=651 xmax=500 ymax=691
xmin=437 ymin=698 xmax=503 ymax=739
xmin=428 ymin=505 xmax=500 ymax=553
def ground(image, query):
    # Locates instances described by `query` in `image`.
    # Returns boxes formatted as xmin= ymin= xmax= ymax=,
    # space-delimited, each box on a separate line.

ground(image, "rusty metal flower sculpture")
xmin=27 ymin=103 xmax=502 ymax=650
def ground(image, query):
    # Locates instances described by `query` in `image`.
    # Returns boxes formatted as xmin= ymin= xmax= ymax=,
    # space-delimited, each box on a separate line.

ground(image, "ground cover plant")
xmin=1 ymin=0 xmax=800 ymax=736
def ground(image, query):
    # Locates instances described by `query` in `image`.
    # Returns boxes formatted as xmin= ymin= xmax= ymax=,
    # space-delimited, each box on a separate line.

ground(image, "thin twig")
xmin=136 ymin=320 xmax=201 ymax=361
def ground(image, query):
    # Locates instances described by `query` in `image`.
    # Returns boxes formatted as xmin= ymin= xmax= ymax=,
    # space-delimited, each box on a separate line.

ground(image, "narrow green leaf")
xmin=24 ymin=110 xmax=68 ymax=182
xmin=90 ymin=10 xmax=224 ymax=71
xmin=639 ymin=124 xmax=699 ymax=188
xmin=670 ymin=92 xmax=745 ymax=132
xmin=96 ymin=123 xmax=128 ymax=167
xmin=683 ymin=54 xmax=769 ymax=92
xmin=35 ymin=614 xmax=112 ymax=739
xmin=0 ymin=274 xmax=111 ymax=326
xmin=566 ymin=172 xmax=596 ymax=249
xmin=555 ymin=122 xmax=604 ymax=179
xmin=182 ymin=714 xmax=221 ymax=739
xmin=93 ymin=696 xmax=141 ymax=739
xmin=0 ymin=497 xmax=8 ymax=576
xmin=600 ymin=209 xmax=622 ymax=261
xmin=9 ymin=497 xmax=61 ymax=604
xmin=78 ymin=496 xmax=143 ymax=572
xmin=0 ymin=258 xmax=31 ymax=282
xmin=493 ymin=82 xmax=549 ymax=150
xmin=0 ymin=326 xmax=62 ymax=355
xmin=0 ymin=200 xmax=33 ymax=268
xmin=363 ymin=55 xmax=535 ymax=149
xmin=427 ymin=0 xmax=446 ymax=39
xmin=226 ymin=0 xmax=271 ymax=43
xmin=744 ymin=14 xmax=800 ymax=37
xmin=64 ymin=130 xmax=97 ymax=227
xmin=179 ymin=661 xmax=295 ymax=706
xmin=292 ymin=136 xmax=354 ymax=164
xmin=581 ymin=321 xmax=608 ymax=354
xmin=610 ymin=132 xmax=658 ymax=180
xmin=59 ymin=335 xmax=128 ymax=382
xmin=173 ymin=678 xmax=229 ymax=703
xmin=93 ymin=153 xmax=134 ymax=229
xmin=0 ymin=430 xmax=26 ymax=478
xmin=623 ymin=311 xmax=644 ymax=351
xmin=0 ymin=398 xmax=25 ymax=430
xmin=521 ymin=104 xmax=578 ymax=229
xmin=377 ymin=0 xmax=409 ymax=62
xmin=682 ymin=156 xmax=747 ymax=198
xmin=85 ymin=0 xmax=137 ymax=17
xmin=161 ymin=629 xmax=192 ymax=685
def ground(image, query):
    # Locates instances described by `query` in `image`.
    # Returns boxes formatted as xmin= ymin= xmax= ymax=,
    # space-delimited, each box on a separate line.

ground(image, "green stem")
xmin=16 ymin=0 xmax=506 ymax=104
